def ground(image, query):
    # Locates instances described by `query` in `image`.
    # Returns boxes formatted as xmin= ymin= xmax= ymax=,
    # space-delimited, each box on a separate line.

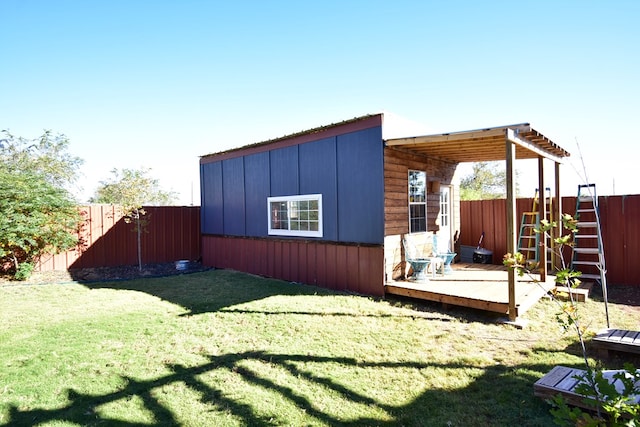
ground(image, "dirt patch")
xmin=601 ymin=285 xmax=640 ymax=310
xmin=0 ymin=262 xmax=210 ymax=286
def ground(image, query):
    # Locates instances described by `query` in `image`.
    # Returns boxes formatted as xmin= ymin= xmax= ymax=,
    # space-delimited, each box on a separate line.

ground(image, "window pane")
xmin=271 ymin=202 xmax=288 ymax=229
xmin=408 ymin=171 xmax=427 ymax=233
xmin=268 ymin=194 xmax=323 ymax=237
xmin=410 ymin=204 xmax=426 ymax=233
xmin=409 ymin=171 xmax=426 ymax=203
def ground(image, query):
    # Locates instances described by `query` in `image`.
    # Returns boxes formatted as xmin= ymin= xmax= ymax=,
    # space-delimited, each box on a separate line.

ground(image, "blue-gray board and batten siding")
xmin=200 ymin=115 xmax=386 ymax=296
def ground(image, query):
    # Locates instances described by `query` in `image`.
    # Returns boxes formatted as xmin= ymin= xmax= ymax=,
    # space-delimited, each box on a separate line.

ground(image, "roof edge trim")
xmin=200 ymin=114 xmax=383 ymax=163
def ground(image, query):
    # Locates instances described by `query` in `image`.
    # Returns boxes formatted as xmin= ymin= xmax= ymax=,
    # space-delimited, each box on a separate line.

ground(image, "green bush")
xmin=0 ymin=130 xmax=83 ymax=280
xmin=14 ymin=262 xmax=34 ymax=281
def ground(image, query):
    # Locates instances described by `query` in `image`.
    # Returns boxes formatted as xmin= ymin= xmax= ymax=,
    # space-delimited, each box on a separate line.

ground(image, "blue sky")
xmin=2 ymin=1 xmax=638 ymax=204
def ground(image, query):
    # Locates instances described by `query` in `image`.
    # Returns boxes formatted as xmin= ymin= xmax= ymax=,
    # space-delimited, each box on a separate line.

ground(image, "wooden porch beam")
xmin=506 ymin=128 xmax=564 ymax=164
xmin=385 ymin=128 xmax=508 ymax=146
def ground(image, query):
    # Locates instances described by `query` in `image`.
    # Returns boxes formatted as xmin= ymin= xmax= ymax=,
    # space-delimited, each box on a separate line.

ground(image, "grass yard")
xmin=1 ymin=269 xmax=639 ymax=426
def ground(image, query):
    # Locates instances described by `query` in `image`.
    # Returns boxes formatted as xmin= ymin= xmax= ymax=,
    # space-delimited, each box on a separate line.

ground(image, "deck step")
xmin=553 ymin=282 xmax=592 ymax=302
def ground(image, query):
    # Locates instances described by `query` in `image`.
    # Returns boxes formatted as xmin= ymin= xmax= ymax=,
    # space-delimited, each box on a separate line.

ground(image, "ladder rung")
xmin=580 ymin=273 xmax=601 ymax=280
xmin=574 ymin=248 xmax=600 ymax=254
xmin=573 ymin=261 xmax=600 ymax=266
xmin=574 ymin=235 xmax=599 ymax=239
xmin=577 ymin=222 xmax=598 ymax=227
xmin=576 ymin=209 xmax=596 ymax=213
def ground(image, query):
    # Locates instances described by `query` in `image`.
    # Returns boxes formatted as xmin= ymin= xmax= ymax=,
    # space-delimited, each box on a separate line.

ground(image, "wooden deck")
xmin=534 ymin=365 xmax=640 ymax=409
xmin=592 ymin=328 xmax=640 ymax=358
xmin=384 ymin=263 xmax=555 ymax=318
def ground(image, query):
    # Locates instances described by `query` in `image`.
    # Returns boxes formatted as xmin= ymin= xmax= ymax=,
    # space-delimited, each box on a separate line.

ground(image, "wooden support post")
xmin=538 ymin=157 xmax=547 ymax=281
xmin=554 ymin=162 xmax=562 ymax=271
xmin=505 ymin=131 xmax=517 ymax=321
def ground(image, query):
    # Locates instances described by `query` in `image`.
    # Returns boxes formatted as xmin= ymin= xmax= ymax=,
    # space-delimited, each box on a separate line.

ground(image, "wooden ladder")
xmin=517 ymin=188 xmax=552 ymax=265
xmin=517 ymin=211 xmax=539 ymax=262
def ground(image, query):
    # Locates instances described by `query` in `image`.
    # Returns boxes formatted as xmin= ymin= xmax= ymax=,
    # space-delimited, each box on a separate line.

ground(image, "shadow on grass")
xmin=2 ymin=350 xmax=561 ymax=426
xmin=79 ymin=269 xmax=331 ymax=315
xmin=79 ymin=269 xmax=467 ymax=323
xmin=79 ymin=269 xmax=476 ymax=323
xmin=555 ymin=337 xmax=640 ymax=371
xmin=384 ymin=294 xmax=512 ymax=325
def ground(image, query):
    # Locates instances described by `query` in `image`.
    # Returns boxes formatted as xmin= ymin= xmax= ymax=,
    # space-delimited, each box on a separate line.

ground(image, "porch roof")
xmin=384 ymin=123 xmax=571 ymax=163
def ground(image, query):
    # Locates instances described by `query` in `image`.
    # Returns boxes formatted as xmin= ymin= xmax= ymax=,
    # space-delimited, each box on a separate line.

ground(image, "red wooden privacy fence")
xmin=36 ymin=205 xmax=201 ymax=271
xmin=459 ymin=194 xmax=640 ymax=286
xmin=36 ymin=197 xmax=639 ymax=286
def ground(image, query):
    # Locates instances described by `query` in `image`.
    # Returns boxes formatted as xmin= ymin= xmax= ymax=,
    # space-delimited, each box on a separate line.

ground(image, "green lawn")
xmin=1 ymin=270 xmax=638 ymax=426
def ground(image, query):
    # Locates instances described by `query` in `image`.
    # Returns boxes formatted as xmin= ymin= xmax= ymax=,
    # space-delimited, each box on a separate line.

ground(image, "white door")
xmin=438 ymin=186 xmax=453 ymax=252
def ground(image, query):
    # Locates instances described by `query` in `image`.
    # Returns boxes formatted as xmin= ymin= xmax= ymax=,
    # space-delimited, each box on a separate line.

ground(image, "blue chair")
xmin=433 ymin=234 xmax=457 ymax=274
xmin=402 ymin=238 xmax=433 ymax=282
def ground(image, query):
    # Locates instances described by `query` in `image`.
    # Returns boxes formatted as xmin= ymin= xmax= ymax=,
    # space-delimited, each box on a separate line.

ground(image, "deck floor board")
xmin=385 ymin=263 xmax=555 ymax=317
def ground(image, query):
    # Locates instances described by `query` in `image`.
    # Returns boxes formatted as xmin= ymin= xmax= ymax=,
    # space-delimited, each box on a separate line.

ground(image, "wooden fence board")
xmin=460 ymin=194 xmax=640 ymax=285
xmin=32 ymin=194 xmax=640 ymax=287
xmin=35 ymin=205 xmax=201 ymax=272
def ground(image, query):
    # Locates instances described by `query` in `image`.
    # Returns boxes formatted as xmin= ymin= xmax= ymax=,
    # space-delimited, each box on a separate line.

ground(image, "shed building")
xmin=200 ymin=113 xmax=570 ymax=316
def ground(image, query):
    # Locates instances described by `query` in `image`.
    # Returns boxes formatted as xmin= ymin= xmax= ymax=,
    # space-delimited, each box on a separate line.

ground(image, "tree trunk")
xmin=136 ymin=215 xmax=142 ymax=271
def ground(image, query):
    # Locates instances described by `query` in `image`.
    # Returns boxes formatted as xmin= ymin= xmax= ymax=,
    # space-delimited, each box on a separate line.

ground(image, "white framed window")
xmin=408 ymin=170 xmax=426 ymax=233
xmin=268 ymin=194 xmax=323 ymax=237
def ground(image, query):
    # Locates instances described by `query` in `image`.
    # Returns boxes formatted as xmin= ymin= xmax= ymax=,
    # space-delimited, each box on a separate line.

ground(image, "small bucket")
xmin=175 ymin=260 xmax=189 ymax=271
xmin=473 ymin=248 xmax=493 ymax=264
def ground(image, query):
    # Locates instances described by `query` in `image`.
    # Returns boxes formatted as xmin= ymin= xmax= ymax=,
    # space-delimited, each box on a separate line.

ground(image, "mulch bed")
xmin=0 ymin=262 xmax=210 ymax=286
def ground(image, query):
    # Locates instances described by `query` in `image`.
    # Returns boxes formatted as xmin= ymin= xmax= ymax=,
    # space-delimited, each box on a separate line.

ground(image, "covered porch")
xmin=384 ymin=123 xmax=571 ymax=321
xmin=385 ymin=263 xmax=556 ymax=318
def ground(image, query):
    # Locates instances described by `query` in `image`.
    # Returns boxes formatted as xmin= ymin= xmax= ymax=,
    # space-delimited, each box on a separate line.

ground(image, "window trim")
xmin=408 ymin=170 xmax=427 ymax=234
xmin=267 ymin=194 xmax=323 ymax=238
